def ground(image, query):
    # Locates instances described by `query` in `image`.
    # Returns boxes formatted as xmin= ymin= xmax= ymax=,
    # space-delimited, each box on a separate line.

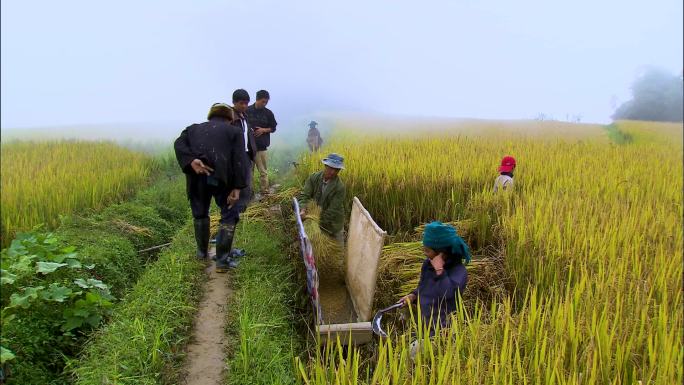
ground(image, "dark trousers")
xmin=235 ymin=159 xmax=253 ymax=214
xmin=189 ymin=176 xmax=240 ymax=225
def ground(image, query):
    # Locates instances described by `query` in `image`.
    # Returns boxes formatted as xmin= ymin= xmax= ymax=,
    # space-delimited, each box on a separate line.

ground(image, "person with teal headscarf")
xmin=399 ymin=221 xmax=471 ymax=332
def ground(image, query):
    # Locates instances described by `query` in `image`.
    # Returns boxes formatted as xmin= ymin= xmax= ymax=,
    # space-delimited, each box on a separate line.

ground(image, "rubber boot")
xmin=193 ymin=218 xmax=210 ymax=260
xmin=215 ymin=223 xmax=236 ymax=273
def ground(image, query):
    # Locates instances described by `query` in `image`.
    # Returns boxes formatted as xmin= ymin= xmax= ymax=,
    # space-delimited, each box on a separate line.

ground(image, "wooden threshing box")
xmin=294 ymin=197 xmax=386 ymax=345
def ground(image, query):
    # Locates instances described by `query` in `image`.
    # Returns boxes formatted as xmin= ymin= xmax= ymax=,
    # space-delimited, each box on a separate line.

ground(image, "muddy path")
xmin=181 ymin=248 xmax=231 ymax=385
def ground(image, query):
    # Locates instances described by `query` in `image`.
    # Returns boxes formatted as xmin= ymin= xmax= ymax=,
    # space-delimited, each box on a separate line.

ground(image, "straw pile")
xmin=375 ymin=220 xmax=510 ymax=310
xmin=302 ymin=203 xmax=345 ymax=282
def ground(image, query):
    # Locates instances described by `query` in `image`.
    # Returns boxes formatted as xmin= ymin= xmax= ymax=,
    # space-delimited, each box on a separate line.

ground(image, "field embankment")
xmin=224 ymin=196 xmax=303 ymax=385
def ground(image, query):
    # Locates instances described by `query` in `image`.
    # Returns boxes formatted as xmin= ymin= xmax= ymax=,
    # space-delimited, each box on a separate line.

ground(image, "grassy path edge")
xmin=225 ymin=218 xmax=303 ymax=385
xmin=71 ymin=222 xmax=205 ymax=385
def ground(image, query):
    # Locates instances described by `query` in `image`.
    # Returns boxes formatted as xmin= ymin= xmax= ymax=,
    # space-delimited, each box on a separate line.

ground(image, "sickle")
xmin=371 ymin=302 xmax=405 ymax=338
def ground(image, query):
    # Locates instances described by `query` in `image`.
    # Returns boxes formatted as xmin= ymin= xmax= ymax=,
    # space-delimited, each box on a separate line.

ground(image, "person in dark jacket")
xmin=174 ymin=103 xmax=247 ymax=271
xmin=297 ymin=153 xmax=346 ymax=244
xmin=246 ymin=90 xmax=277 ymax=196
xmin=399 ymin=221 xmax=470 ymax=333
xmin=230 ymin=89 xmax=257 ymax=214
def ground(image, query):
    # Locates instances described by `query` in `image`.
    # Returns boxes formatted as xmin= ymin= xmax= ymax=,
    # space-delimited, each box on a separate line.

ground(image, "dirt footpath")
xmin=182 ymin=248 xmax=231 ymax=385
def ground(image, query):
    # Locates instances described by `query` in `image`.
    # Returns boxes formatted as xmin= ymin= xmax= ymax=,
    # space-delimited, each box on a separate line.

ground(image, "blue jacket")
xmin=410 ymin=258 xmax=467 ymax=332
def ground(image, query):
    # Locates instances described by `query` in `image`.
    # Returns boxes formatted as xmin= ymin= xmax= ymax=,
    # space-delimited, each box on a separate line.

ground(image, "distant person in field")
xmin=306 ymin=121 xmax=323 ymax=152
xmin=398 ymin=221 xmax=470 ymax=358
xmin=493 ymin=156 xmax=516 ymax=192
xmin=298 ymin=153 xmax=346 ymax=245
xmin=229 ymin=89 xmax=257 ymax=213
xmin=174 ymin=103 xmax=247 ymax=271
xmin=246 ymin=90 xmax=277 ymax=197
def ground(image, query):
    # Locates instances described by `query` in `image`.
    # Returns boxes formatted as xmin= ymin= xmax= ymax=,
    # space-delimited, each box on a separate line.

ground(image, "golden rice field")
xmin=0 ymin=140 xmax=152 ymax=246
xmin=294 ymin=120 xmax=683 ymax=384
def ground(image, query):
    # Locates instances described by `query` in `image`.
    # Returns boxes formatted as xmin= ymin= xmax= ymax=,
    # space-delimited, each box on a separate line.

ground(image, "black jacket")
xmin=246 ymin=104 xmax=277 ymax=151
xmin=230 ymin=109 xmax=257 ymax=162
xmin=174 ymin=117 xmax=248 ymax=196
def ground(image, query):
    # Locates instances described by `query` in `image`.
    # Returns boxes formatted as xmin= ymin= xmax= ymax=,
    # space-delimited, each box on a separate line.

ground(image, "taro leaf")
xmin=65 ymin=258 xmax=82 ymax=269
xmin=74 ymin=278 xmax=109 ymax=291
xmin=61 ymin=316 xmax=83 ymax=332
xmin=6 ymin=239 xmax=27 ymax=258
xmin=0 ymin=269 xmax=17 ymax=285
xmin=51 ymin=252 xmax=78 ymax=264
xmin=1 ymin=346 xmax=16 ymax=364
xmin=42 ymin=284 xmax=73 ymax=302
xmin=36 ymin=261 xmax=67 ymax=274
xmin=73 ymin=308 xmax=90 ymax=318
xmin=84 ymin=264 xmax=95 ymax=270
xmin=9 ymin=286 xmax=44 ymax=309
xmin=85 ymin=313 xmax=103 ymax=328
xmin=87 ymin=279 xmax=108 ymax=291
xmin=11 ymin=255 xmax=34 ymax=273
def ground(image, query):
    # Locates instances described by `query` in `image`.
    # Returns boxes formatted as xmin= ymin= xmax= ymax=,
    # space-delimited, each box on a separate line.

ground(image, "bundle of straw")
xmin=377 ymin=240 xmax=509 ymax=310
xmin=303 ymin=203 xmax=345 ymax=282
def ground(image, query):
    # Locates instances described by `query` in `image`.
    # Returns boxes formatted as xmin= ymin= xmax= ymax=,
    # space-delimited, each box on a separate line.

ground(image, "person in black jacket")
xmin=246 ymin=90 xmax=277 ymax=196
xmin=230 ymin=89 xmax=257 ymax=214
xmin=174 ymin=103 xmax=247 ymax=272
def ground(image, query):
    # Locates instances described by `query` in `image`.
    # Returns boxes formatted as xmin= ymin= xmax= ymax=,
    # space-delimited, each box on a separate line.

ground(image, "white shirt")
xmin=240 ymin=118 xmax=249 ymax=152
xmin=493 ymin=174 xmax=514 ymax=192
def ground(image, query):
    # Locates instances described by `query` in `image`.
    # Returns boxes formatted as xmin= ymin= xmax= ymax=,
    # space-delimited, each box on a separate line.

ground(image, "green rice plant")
xmin=1 ymin=140 xmax=152 ymax=246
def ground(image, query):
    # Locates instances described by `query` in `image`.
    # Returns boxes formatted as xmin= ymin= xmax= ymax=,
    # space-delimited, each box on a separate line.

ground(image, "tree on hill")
xmin=612 ymin=68 xmax=683 ymax=122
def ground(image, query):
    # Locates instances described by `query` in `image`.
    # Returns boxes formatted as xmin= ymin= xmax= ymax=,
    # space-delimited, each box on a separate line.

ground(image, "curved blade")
xmin=371 ymin=302 xmax=404 ymax=337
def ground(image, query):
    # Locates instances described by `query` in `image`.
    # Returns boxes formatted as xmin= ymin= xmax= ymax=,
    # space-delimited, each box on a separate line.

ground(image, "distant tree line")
xmin=613 ymin=68 xmax=683 ymax=122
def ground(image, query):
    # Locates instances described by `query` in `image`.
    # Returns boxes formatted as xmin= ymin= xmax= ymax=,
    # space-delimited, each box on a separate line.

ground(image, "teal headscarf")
xmin=422 ymin=221 xmax=471 ymax=264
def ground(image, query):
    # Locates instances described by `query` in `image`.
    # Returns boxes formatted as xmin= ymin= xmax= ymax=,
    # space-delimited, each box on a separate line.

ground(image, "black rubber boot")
xmin=215 ymin=223 xmax=236 ymax=273
xmin=193 ymin=218 xmax=210 ymax=260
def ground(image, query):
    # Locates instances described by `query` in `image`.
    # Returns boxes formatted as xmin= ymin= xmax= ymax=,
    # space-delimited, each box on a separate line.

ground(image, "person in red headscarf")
xmin=494 ymin=156 xmax=516 ymax=192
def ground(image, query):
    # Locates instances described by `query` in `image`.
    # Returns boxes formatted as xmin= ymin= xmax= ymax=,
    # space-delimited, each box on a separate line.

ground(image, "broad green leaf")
xmin=73 ymin=308 xmax=90 ymax=318
xmin=43 ymin=284 xmax=73 ymax=302
xmin=65 ymin=258 xmax=82 ymax=269
xmin=1 ymin=346 xmax=16 ymax=364
xmin=36 ymin=261 xmax=67 ymax=274
xmin=84 ymin=264 xmax=95 ymax=270
xmin=9 ymin=286 xmax=44 ymax=309
xmin=74 ymin=278 xmax=89 ymax=288
xmin=51 ymin=252 xmax=78 ymax=264
xmin=0 ymin=269 xmax=17 ymax=285
xmin=87 ymin=279 xmax=108 ymax=291
xmin=62 ymin=316 xmax=83 ymax=332
xmin=85 ymin=313 xmax=102 ymax=328
xmin=11 ymin=255 xmax=35 ymax=273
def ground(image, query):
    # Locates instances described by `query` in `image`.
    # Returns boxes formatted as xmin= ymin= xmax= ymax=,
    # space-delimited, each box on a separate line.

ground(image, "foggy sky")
xmin=1 ymin=0 xmax=682 ymax=129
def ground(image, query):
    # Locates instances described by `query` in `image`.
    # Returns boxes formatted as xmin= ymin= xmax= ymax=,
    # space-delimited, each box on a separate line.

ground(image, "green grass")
xmin=71 ymin=223 xmax=204 ymax=385
xmin=226 ymin=219 xmax=302 ymax=385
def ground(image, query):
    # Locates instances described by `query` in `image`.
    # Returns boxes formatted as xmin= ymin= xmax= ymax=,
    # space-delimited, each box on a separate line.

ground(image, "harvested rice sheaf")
xmin=377 ymin=240 xmax=508 ymax=309
xmin=303 ymin=203 xmax=345 ymax=282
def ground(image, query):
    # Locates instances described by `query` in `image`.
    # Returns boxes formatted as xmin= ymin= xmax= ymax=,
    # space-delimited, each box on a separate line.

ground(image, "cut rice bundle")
xmin=303 ymin=203 xmax=345 ymax=282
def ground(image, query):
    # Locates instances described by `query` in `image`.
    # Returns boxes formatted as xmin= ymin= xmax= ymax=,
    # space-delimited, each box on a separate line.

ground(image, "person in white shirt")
xmin=493 ymin=156 xmax=516 ymax=192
